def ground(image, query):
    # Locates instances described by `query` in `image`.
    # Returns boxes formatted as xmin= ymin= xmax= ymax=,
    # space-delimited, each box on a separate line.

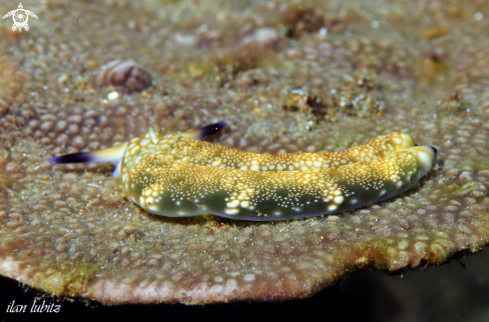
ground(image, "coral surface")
xmin=1 ymin=0 xmax=489 ymax=305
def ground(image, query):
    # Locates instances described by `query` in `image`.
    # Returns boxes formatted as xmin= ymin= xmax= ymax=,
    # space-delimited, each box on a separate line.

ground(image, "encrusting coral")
xmin=1 ymin=0 xmax=489 ymax=305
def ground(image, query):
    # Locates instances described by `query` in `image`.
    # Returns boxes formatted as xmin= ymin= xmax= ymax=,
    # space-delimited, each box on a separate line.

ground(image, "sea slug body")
xmin=49 ymin=121 xmax=436 ymax=221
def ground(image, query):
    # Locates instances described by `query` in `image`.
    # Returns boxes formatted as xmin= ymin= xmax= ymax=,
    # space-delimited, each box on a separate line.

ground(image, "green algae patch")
xmin=347 ymin=237 xmax=449 ymax=271
xmin=35 ymin=264 xmax=106 ymax=298
xmin=428 ymin=242 xmax=450 ymax=265
xmin=185 ymin=63 xmax=217 ymax=79
xmin=467 ymin=243 xmax=482 ymax=254
xmin=331 ymin=131 xmax=363 ymax=150
xmin=448 ymin=182 xmax=482 ymax=196
xmin=459 ymin=161 xmax=489 ymax=171
xmin=344 ymin=240 xmax=392 ymax=271
xmin=413 ymin=57 xmax=451 ymax=84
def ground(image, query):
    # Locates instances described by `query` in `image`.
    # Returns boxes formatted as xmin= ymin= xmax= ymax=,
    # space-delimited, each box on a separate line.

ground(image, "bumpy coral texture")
xmin=1 ymin=0 xmax=489 ymax=305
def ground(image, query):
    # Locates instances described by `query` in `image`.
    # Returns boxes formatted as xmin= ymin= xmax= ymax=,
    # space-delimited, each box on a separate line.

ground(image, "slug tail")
xmin=48 ymin=152 xmax=95 ymax=164
xmin=48 ymin=142 xmax=128 ymax=175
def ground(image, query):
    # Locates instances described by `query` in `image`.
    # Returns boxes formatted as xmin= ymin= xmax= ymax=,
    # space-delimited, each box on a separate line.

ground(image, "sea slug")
xmin=49 ymin=121 xmax=436 ymax=221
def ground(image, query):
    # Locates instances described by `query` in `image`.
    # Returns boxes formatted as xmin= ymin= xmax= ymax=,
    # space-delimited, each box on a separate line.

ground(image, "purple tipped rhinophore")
xmin=197 ymin=121 xmax=227 ymax=140
xmin=48 ymin=152 xmax=95 ymax=164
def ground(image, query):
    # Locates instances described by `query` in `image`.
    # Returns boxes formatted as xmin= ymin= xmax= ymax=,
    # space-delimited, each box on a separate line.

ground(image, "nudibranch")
xmin=49 ymin=121 xmax=436 ymax=221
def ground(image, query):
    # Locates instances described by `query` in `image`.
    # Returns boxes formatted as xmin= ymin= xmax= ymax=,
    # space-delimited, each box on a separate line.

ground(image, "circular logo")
xmin=13 ymin=9 xmax=28 ymax=28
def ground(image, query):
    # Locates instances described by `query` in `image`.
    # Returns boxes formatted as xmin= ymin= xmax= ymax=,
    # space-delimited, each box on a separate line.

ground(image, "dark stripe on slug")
xmin=48 ymin=152 xmax=95 ymax=164
xmin=198 ymin=121 xmax=227 ymax=140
